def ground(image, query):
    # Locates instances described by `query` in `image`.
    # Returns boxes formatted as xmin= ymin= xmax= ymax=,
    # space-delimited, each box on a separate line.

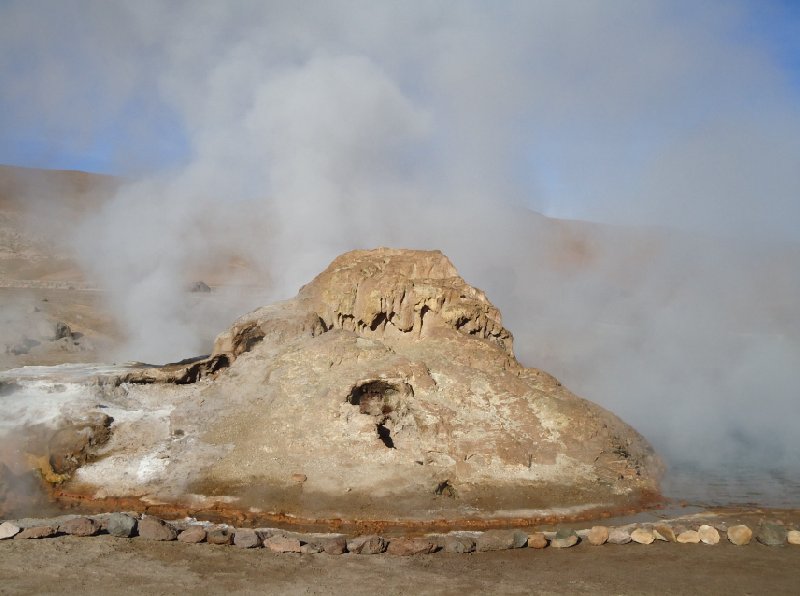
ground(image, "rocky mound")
xmin=4 ymin=248 xmax=662 ymax=526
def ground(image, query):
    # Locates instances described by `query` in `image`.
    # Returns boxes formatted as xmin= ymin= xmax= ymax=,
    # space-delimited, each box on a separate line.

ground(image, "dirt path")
xmin=1 ymin=535 xmax=797 ymax=595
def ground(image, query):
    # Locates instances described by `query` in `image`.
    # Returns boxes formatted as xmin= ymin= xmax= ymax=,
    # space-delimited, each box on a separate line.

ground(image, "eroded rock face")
xmin=34 ymin=248 xmax=662 ymax=524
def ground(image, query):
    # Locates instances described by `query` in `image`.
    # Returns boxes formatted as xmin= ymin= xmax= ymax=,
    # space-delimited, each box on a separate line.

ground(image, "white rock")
xmin=0 ymin=521 xmax=21 ymax=540
xmin=787 ymin=530 xmax=800 ymax=545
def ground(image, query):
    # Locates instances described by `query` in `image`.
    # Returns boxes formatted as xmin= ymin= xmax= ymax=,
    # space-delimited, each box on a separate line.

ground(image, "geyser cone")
xmin=5 ymin=248 xmax=662 ymax=526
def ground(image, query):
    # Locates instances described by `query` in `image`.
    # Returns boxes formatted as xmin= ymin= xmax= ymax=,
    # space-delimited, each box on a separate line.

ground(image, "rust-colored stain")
xmin=42 ymin=486 xmax=665 ymax=535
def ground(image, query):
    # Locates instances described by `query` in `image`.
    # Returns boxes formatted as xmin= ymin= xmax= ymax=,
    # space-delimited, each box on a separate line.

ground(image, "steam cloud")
xmin=2 ymin=1 xmax=799 ymax=502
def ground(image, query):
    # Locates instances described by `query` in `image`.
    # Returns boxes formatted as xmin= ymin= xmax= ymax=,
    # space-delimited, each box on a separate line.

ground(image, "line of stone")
xmin=1 ymin=514 xmax=798 ymax=554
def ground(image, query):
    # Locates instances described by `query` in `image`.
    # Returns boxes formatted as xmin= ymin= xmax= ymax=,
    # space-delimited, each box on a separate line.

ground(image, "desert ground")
xmin=1 ymin=166 xmax=798 ymax=594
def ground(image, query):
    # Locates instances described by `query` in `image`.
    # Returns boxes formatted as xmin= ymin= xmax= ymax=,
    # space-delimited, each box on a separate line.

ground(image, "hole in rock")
xmin=347 ymin=380 xmax=402 ymax=411
xmin=376 ymin=423 xmax=395 ymax=449
xmin=369 ymin=312 xmax=387 ymax=331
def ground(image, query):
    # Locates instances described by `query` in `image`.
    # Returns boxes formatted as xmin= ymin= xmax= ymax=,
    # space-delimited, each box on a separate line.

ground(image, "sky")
xmin=1 ymin=1 xmax=800 ymax=499
xmin=1 ymin=0 xmax=799 ymax=238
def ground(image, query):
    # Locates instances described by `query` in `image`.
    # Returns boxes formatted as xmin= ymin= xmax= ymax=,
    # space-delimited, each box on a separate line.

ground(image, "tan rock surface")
xmin=5 ymin=248 xmax=662 ymax=524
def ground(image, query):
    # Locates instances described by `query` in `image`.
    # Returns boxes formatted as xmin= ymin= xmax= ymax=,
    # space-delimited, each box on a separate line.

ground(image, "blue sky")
xmin=0 ymin=1 xmax=798 ymax=240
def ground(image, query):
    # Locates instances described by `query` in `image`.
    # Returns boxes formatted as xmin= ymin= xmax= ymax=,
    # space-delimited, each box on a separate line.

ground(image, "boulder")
xmin=756 ymin=523 xmax=786 ymax=546
xmin=608 ymin=527 xmax=632 ymax=545
xmin=676 ymin=530 xmax=700 ymax=544
xmin=0 ymin=521 xmax=21 ymax=540
xmin=653 ymin=524 xmax=676 ymax=542
xmin=14 ymin=525 xmax=57 ymax=539
xmin=726 ymin=525 xmax=752 ymax=546
xmin=59 ymin=517 xmax=100 ymax=537
xmin=787 ymin=530 xmax=800 ymax=545
xmin=443 ymin=535 xmax=477 ymax=553
xmin=178 ymin=526 xmax=207 ymax=543
xmin=550 ymin=528 xmax=579 ymax=548
xmin=346 ymin=535 xmax=387 ymax=555
xmin=476 ymin=529 xmax=528 ymax=552
xmin=587 ymin=526 xmax=609 ymax=546
xmin=137 ymin=517 xmax=177 ymax=541
xmin=65 ymin=249 xmax=661 ymax=525
xmin=527 ymin=532 xmax=549 ymax=549
xmin=630 ymin=528 xmax=655 ymax=545
xmin=315 ymin=535 xmax=348 ymax=555
xmin=698 ymin=525 xmax=720 ymax=545
xmin=206 ymin=527 xmax=234 ymax=545
xmin=106 ymin=513 xmax=137 ymax=538
xmin=233 ymin=528 xmax=261 ymax=549
xmin=387 ymin=537 xmax=439 ymax=555
xmin=264 ymin=536 xmax=303 ymax=553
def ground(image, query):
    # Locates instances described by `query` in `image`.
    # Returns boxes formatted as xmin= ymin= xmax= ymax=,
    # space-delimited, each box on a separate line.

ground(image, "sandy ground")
xmin=0 ymin=534 xmax=797 ymax=595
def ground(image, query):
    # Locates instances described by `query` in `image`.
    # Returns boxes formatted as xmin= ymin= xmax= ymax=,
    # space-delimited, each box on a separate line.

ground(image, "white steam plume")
xmin=1 ymin=1 xmax=799 ymax=501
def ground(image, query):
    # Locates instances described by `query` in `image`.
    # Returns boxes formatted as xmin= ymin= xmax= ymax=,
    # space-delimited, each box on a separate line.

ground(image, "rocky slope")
xmin=1 ymin=248 xmax=662 ymax=525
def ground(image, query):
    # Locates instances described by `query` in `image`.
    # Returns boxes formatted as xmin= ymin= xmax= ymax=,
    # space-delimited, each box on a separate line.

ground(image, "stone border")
xmin=1 ymin=514 xmax=798 ymax=553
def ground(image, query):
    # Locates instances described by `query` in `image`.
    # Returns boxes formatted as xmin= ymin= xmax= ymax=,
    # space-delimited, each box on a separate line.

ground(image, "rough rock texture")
xmin=137 ymin=517 xmax=177 ymax=541
xmin=476 ymin=529 xmax=528 ymax=551
xmin=23 ymin=249 xmax=661 ymax=524
xmin=59 ymin=516 xmax=99 ymax=536
xmin=550 ymin=528 xmax=579 ymax=548
xmin=653 ymin=524 xmax=676 ymax=542
xmin=443 ymin=535 xmax=477 ymax=553
xmin=756 ymin=523 xmax=786 ymax=546
xmin=106 ymin=513 xmax=137 ymax=538
xmin=233 ymin=528 xmax=261 ymax=549
xmin=346 ymin=535 xmax=387 ymax=555
xmin=587 ymin=526 xmax=609 ymax=545
xmin=178 ymin=526 xmax=207 ymax=543
xmin=0 ymin=521 xmax=21 ymax=539
xmin=608 ymin=528 xmax=632 ymax=545
xmin=14 ymin=525 xmax=57 ymax=539
xmin=788 ymin=530 xmax=800 ymax=545
xmin=387 ymin=537 xmax=439 ymax=555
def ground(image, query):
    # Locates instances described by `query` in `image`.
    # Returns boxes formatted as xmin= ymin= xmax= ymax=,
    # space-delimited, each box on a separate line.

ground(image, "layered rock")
xmin=7 ymin=248 xmax=662 ymax=524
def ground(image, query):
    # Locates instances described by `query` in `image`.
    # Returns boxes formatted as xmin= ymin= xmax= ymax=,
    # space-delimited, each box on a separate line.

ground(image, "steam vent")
xmin=3 ymin=249 xmax=662 ymax=528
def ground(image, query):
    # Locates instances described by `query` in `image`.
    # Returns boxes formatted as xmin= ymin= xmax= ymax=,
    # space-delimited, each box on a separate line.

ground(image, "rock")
xmin=653 ymin=524 xmax=676 ymax=542
xmin=697 ymin=525 xmax=719 ymax=545
xmin=677 ymin=530 xmax=700 ymax=544
xmin=189 ymin=281 xmax=212 ymax=293
xmin=178 ymin=526 xmax=207 ymax=543
xmin=756 ymin=523 xmax=787 ymax=546
xmin=300 ymin=542 xmax=323 ymax=554
xmin=291 ymin=473 xmax=307 ymax=483
xmin=106 ymin=513 xmax=137 ymax=538
xmin=314 ymin=535 xmax=347 ymax=555
xmin=14 ymin=525 xmax=57 ymax=539
xmin=787 ymin=530 xmax=800 ymax=545
xmin=346 ymin=535 xmax=387 ymax=555
xmin=264 ymin=536 xmax=303 ymax=553
xmin=442 ymin=535 xmax=477 ymax=553
xmin=59 ymin=517 xmax=100 ymax=537
xmin=527 ymin=532 xmax=548 ymax=549
xmin=0 ymin=521 xmax=21 ymax=540
xmin=550 ymin=528 xmax=579 ymax=548
xmin=476 ymin=529 xmax=528 ymax=552
xmin=207 ymin=527 xmax=234 ymax=545
xmin=137 ymin=517 xmax=177 ymax=541
xmin=726 ymin=525 xmax=753 ymax=546
xmin=233 ymin=528 xmax=261 ymax=549
xmin=607 ymin=527 xmax=632 ymax=545
xmin=387 ymin=537 xmax=439 ymax=555
xmin=587 ymin=526 xmax=609 ymax=546
xmin=630 ymin=528 xmax=655 ymax=545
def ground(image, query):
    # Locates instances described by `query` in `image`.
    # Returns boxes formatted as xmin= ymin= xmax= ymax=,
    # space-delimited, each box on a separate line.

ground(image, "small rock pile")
xmin=1 ymin=514 xmax=799 ymax=554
